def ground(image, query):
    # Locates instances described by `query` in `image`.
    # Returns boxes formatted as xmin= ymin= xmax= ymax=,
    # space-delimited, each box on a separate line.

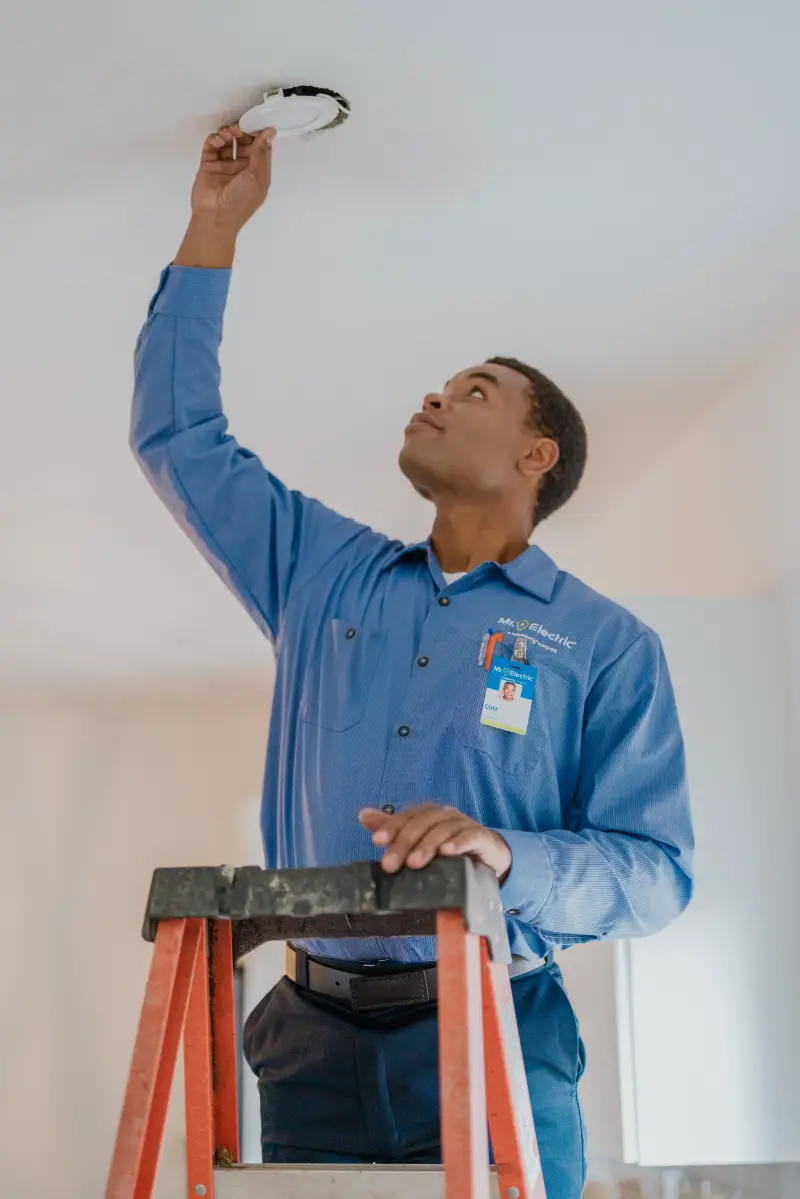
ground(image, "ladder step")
xmin=213 ymin=1164 xmax=501 ymax=1197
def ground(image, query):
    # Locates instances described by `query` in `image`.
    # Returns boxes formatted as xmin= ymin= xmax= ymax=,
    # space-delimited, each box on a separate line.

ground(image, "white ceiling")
xmin=2 ymin=0 xmax=800 ymax=684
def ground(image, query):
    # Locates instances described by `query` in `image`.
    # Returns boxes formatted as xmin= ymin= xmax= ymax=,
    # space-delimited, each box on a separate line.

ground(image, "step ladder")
xmin=105 ymin=857 xmax=546 ymax=1199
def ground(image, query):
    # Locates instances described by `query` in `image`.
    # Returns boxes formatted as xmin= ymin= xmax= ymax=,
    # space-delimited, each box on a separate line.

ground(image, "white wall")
xmin=622 ymin=593 xmax=799 ymax=1166
xmin=0 ymin=688 xmax=270 ymax=1199
xmin=556 ymin=326 xmax=800 ymax=1170
xmin=561 ymin=599 xmax=800 ymax=1172
xmin=558 ymin=942 xmax=624 ymax=1160
xmin=560 ymin=590 xmax=800 ymax=1171
xmin=551 ymin=329 xmax=800 ymax=600
xmin=553 ymin=329 xmax=800 ymax=1173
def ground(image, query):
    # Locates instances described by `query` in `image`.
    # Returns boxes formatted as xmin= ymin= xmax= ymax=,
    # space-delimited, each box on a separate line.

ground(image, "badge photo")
xmin=480 ymin=662 xmax=538 ymax=735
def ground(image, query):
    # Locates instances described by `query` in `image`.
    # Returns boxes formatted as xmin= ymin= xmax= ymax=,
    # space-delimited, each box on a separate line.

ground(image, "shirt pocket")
xmin=450 ymin=667 xmax=543 ymax=776
xmin=300 ymin=618 xmax=382 ymax=732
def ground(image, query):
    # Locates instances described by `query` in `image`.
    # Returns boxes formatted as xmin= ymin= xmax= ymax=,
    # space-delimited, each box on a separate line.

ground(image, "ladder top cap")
xmin=142 ymin=859 xmax=511 ymax=964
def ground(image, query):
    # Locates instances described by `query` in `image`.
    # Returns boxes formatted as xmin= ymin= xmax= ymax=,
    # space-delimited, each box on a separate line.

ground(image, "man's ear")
xmin=519 ymin=435 xmax=560 ymax=480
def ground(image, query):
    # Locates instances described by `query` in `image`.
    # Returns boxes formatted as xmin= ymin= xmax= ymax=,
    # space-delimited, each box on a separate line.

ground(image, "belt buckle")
xmin=349 ymin=970 xmax=430 ymax=1011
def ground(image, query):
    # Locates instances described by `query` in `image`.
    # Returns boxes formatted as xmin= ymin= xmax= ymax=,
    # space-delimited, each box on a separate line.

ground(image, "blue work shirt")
xmin=132 ymin=265 xmax=694 ymax=964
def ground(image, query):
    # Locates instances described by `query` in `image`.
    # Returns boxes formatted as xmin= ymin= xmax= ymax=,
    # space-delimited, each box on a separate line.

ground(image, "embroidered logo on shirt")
xmin=496 ymin=616 xmax=577 ymax=652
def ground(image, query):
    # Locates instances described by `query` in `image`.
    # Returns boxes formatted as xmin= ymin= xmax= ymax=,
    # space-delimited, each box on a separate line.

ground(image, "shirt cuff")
xmin=148 ymin=265 xmax=232 ymax=320
xmin=492 ymin=828 xmax=554 ymax=922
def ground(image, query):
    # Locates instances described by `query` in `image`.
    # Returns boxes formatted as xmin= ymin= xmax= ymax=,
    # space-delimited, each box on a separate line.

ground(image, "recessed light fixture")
xmin=239 ymin=85 xmax=350 ymax=140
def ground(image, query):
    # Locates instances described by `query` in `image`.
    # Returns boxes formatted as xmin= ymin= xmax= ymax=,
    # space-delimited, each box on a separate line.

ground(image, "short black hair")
xmin=487 ymin=356 xmax=588 ymax=523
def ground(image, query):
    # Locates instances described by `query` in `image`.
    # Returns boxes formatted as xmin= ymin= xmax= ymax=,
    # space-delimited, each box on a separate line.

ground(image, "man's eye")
xmin=467 ymin=387 xmax=485 ymax=399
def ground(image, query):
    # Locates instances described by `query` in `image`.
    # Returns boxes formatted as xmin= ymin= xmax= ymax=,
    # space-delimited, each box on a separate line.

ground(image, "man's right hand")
xmin=174 ymin=125 xmax=275 ymax=269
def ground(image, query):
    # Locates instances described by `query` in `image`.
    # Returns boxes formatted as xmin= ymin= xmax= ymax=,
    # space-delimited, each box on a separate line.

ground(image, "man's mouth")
xmin=406 ymin=412 xmax=443 ymax=432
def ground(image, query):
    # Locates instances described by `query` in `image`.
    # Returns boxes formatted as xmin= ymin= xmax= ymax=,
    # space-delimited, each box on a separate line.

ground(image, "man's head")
xmin=501 ymin=681 xmax=517 ymax=701
xmin=399 ymin=357 xmax=587 ymax=528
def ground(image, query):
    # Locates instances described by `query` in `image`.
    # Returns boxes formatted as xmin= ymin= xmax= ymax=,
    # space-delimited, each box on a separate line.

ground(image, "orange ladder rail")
xmin=105 ymin=860 xmax=546 ymax=1199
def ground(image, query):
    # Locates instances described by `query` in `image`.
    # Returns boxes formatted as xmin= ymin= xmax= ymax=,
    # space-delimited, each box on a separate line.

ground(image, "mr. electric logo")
xmin=497 ymin=616 xmax=577 ymax=651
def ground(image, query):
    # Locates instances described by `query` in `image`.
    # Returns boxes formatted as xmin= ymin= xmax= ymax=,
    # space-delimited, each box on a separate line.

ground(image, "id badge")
xmin=481 ymin=662 xmax=538 ymax=735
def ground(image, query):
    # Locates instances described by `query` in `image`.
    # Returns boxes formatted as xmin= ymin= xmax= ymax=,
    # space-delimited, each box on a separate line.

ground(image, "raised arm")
xmin=131 ymin=126 xmax=366 ymax=641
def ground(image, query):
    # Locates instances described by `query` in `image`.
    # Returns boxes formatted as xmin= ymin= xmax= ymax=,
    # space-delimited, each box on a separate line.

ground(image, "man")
xmin=502 ymin=681 xmax=518 ymax=701
xmin=131 ymin=125 xmax=693 ymax=1198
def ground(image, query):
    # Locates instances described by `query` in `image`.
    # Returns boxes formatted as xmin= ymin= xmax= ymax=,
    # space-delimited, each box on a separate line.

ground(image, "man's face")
xmin=502 ymin=682 xmax=517 ymax=701
xmin=399 ymin=364 xmax=552 ymax=503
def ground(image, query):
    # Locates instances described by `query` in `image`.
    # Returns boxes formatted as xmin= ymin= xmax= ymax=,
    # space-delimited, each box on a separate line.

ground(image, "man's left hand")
xmin=359 ymin=803 xmax=512 ymax=880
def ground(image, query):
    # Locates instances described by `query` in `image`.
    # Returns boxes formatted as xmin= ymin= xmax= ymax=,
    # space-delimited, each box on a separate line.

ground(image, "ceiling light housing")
xmin=239 ymin=85 xmax=350 ymax=140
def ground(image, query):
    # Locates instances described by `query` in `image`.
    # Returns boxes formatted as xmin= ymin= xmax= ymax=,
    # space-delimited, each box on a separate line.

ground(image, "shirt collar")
xmin=383 ymin=540 xmax=559 ymax=603
xmin=497 ymin=544 xmax=559 ymax=602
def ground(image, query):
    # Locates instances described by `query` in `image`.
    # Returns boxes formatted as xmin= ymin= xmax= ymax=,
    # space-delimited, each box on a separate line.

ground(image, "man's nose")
xmin=423 ymin=392 xmax=446 ymax=412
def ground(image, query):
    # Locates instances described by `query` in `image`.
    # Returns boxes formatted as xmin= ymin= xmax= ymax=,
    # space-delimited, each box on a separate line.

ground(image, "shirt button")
xmin=438 ymin=596 xmax=451 ymax=607
xmin=345 ymin=628 xmax=356 ymax=640
xmin=417 ymin=656 xmax=429 ymax=667
xmin=382 ymin=804 xmax=395 ymax=815
xmin=506 ymin=908 xmax=520 ymax=917
xmin=398 ymin=725 xmax=411 ymax=738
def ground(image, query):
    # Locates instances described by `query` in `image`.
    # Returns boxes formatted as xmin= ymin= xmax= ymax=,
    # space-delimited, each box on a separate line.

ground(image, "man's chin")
xmin=398 ymin=444 xmax=438 ymax=500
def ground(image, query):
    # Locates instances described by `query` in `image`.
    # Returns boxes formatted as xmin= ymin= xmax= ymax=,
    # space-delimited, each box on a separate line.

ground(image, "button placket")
xmin=376 ymin=590 xmax=455 ymax=812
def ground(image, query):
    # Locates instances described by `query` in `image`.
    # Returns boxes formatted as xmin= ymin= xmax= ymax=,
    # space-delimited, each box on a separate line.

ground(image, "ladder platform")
xmin=213 ymin=1164 xmax=502 ymax=1198
xmin=107 ymin=861 xmax=545 ymax=1199
xmin=142 ymin=857 xmax=511 ymax=963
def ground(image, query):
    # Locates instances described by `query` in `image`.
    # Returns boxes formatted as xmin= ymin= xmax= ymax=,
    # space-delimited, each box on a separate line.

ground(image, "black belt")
xmin=286 ymin=944 xmax=547 ymax=1012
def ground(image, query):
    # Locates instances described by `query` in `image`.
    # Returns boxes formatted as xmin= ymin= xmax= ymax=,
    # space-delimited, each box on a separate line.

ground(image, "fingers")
xmin=381 ymin=807 xmax=459 ymax=871
xmin=441 ymin=826 xmax=512 ymax=881
xmin=438 ymin=827 xmax=485 ymax=856
xmin=359 ymin=808 xmax=390 ymax=833
xmin=250 ymin=127 xmax=278 ymax=164
xmin=359 ymin=805 xmax=510 ymax=879
xmin=360 ymin=805 xmax=471 ymax=873
xmin=201 ymin=124 xmax=274 ymax=164
xmin=201 ymin=126 xmax=238 ymax=162
xmin=404 ymin=818 xmax=473 ymax=870
xmin=203 ymin=161 xmax=252 ymax=176
xmin=359 ymin=803 xmax=441 ymax=840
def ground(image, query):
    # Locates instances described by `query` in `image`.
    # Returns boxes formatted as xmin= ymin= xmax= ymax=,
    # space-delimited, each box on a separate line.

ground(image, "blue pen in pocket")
xmin=478 ymin=628 xmax=491 ymax=665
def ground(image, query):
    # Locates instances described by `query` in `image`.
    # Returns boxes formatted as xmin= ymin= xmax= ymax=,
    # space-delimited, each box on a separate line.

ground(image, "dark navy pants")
xmin=243 ymin=961 xmax=586 ymax=1199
